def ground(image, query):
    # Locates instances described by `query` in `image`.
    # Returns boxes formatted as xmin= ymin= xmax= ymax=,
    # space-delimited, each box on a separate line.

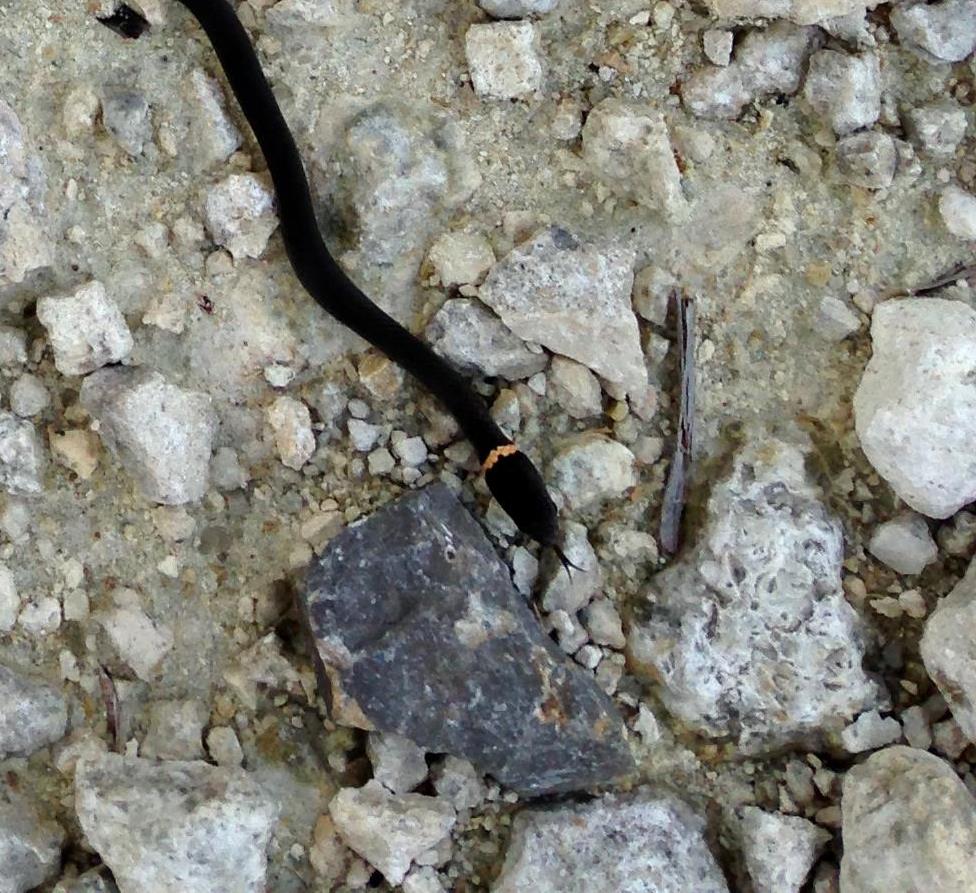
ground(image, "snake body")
xmin=173 ymin=0 xmax=559 ymax=548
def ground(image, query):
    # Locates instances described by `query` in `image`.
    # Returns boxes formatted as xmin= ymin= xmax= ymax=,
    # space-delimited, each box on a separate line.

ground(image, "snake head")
xmin=484 ymin=448 xmax=559 ymax=548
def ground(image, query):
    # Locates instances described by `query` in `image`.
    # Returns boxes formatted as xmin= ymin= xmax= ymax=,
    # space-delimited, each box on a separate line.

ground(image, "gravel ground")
xmin=1 ymin=0 xmax=976 ymax=891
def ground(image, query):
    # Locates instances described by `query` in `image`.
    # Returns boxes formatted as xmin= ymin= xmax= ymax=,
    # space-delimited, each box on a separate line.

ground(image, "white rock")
xmin=900 ymin=705 xmax=932 ymax=750
xmin=266 ymin=396 xmax=315 ymax=471
xmin=920 ymin=558 xmax=976 ymax=742
xmin=204 ymin=173 xmax=278 ymax=260
xmin=904 ymin=102 xmax=967 ymax=157
xmin=478 ymin=0 xmax=559 ymax=17
xmin=0 ymin=564 xmax=17 ymax=632
xmin=329 ymin=780 xmax=456 ymax=885
xmin=581 ymin=598 xmax=626 ymax=649
xmin=548 ymin=357 xmax=602 ymax=419
xmin=9 ymin=374 xmax=49 ymax=418
xmin=682 ymin=23 xmax=820 ymax=119
xmin=0 ymin=664 xmax=67 ymax=758
xmin=431 ymin=757 xmax=487 ymax=810
xmin=890 ymin=0 xmax=976 ymax=64
xmin=0 ymin=412 xmax=44 ymax=495
xmin=403 ymin=868 xmax=447 ymax=893
xmin=427 ymin=299 xmax=547 ymax=380
xmin=75 ymin=753 xmax=279 ymax=893
xmin=551 ymin=98 xmax=583 ymax=140
xmin=0 ymin=328 xmax=27 ymax=369
xmin=210 ymin=446 xmax=249 ymax=491
xmin=540 ymin=520 xmax=601 ymax=613
xmin=465 ymin=22 xmax=543 ymax=100
xmin=81 ymin=368 xmax=217 ymax=505
xmin=551 ymin=435 xmax=637 ymax=511
xmin=36 ymin=281 xmax=133 ymax=376
xmin=367 ymin=447 xmax=396 ymax=475
xmin=739 ymin=807 xmax=830 ymax=893
xmin=100 ymin=90 xmax=151 ymax=156
xmin=840 ymin=710 xmax=902 ymax=753
xmin=347 ymin=418 xmax=382 ymax=452
xmin=841 ymin=747 xmax=976 ymax=892
xmin=367 ymin=733 xmax=429 ymax=795
xmin=835 ymin=131 xmax=897 ymax=190
xmin=939 ymin=185 xmax=976 ymax=240
xmin=582 ymin=99 xmax=687 ymax=217
xmin=703 ymin=29 xmax=734 ymax=65
xmin=868 ymin=514 xmax=938 ymax=575
xmin=18 ymin=597 xmax=61 ymax=636
xmin=854 ymin=298 xmax=976 ymax=518
xmin=705 ymin=0 xmax=866 ymax=25
xmin=479 ymin=228 xmax=645 ymax=396
xmin=816 ymin=295 xmax=862 ymax=340
xmin=265 ymin=0 xmax=354 ymax=26
xmin=803 ymin=50 xmax=880 ymax=135
xmin=141 ymin=699 xmax=208 ymax=761
xmin=393 ymin=436 xmax=428 ymax=468
xmin=0 ymin=786 xmax=64 ymax=893
xmin=95 ymin=589 xmax=175 ymax=682
xmin=427 ymin=232 xmax=495 ymax=286
xmin=626 ymin=436 xmax=880 ymax=750
xmin=493 ymin=793 xmax=728 ymax=893
xmin=185 ymin=69 xmax=242 ymax=170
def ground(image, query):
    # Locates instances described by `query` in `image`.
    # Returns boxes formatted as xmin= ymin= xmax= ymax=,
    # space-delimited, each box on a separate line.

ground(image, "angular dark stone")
xmin=300 ymin=484 xmax=635 ymax=796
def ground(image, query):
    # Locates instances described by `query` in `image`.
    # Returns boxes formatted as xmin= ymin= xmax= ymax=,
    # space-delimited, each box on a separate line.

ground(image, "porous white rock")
xmin=479 ymin=228 xmax=645 ymax=395
xmin=478 ymin=0 xmax=559 ymax=17
xmin=100 ymin=90 xmax=152 ymax=156
xmin=0 ymin=786 xmax=64 ymax=893
xmin=835 ymin=131 xmax=897 ymax=190
xmin=904 ymin=102 xmax=967 ymax=157
xmin=266 ymin=396 xmax=315 ymax=471
xmin=0 ymin=412 xmax=44 ymax=495
xmin=840 ymin=709 xmax=902 ymax=753
xmin=427 ymin=232 xmax=495 ymax=287
xmin=705 ymin=0 xmax=866 ymax=25
xmin=37 ymin=281 xmax=133 ymax=376
xmin=854 ymin=298 xmax=976 ymax=518
xmin=427 ymin=299 xmax=547 ymax=380
xmin=802 ymin=50 xmax=880 ymax=135
xmin=682 ymin=23 xmax=820 ymax=119
xmin=367 ymin=733 xmax=429 ymax=795
xmin=920 ymin=558 xmax=976 ymax=742
xmin=493 ymin=793 xmax=728 ymax=893
xmin=548 ymin=357 xmax=602 ymax=419
xmin=582 ymin=99 xmax=687 ymax=217
xmin=204 ymin=173 xmax=278 ymax=260
xmin=465 ymin=22 xmax=543 ymax=100
xmin=939 ymin=185 xmax=976 ymax=240
xmin=81 ymin=368 xmax=217 ymax=505
xmin=329 ymin=780 xmax=456 ymax=885
xmin=890 ymin=0 xmax=976 ymax=64
xmin=739 ymin=807 xmax=830 ymax=893
xmin=95 ymin=589 xmax=175 ymax=682
xmin=840 ymin=747 xmax=976 ymax=892
xmin=75 ymin=753 xmax=279 ymax=893
xmin=0 ymin=664 xmax=67 ymax=758
xmin=868 ymin=513 xmax=937 ymax=575
xmin=550 ymin=434 xmax=637 ymax=511
xmin=626 ymin=436 xmax=880 ymax=750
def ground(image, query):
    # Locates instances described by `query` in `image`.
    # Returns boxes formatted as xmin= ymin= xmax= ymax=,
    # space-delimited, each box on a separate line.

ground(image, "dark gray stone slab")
xmin=300 ymin=484 xmax=634 ymax=796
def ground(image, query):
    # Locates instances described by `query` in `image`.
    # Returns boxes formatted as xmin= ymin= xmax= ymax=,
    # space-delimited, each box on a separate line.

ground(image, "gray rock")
xmin=854 ymin=298 xmax=976 ymax=518
xmin=835 ymin=131 xmax=897 ymax=190
xmin=426 ymin=299 xmax=547 ymax=380
xmin=204 ymin=173 xmax=278 ymax=261
xmin=920 ymin=558 xmax=976 ymax=742
xmin=890 ymin=0 xmax=976 ymax=64
xmin=816 ymin=295 xmax=863 ymax=340
xmin=840 ymin=709 xmax=902 ymax=753
xmin=627 ymin=436 xmax=880 ymax=751
xmin=431 ymin=756 xmax=486 ymax=810
xmin=479 ymin=228 xmax=646 ymax=396
xmin=539 ymin=521 xmax=601 ymax=614
xmin=465 ymin=23 xmax=543 ymax=100
xmin=739 ymin=807 xmax=829 ymax=893
xmin=548 ymin=357 xmax=602 ymax=419
xmin=80 ymin=368 xmax=217 ymax=505
xmin=0 ymin=785 xmax=64 ymax=893
xmin=367 ymin=732 xmax=429 ymax=794
xmin=100 ymin=90 xmax=152 ymax=156
xmin=904 ymin=102 xmax=967 ymax=157
xmin=478 ymin=0 xmax=559 ymax=17
xmin=75 ymin=753 xmax=279 ymax=893
xmin=141 ymin=699 xmax=208 ymax=761
xmin=9 ymin=374 xmax=49 ymax=418
xmin=184 ymin=69 xmax=242 ymax=171
xmin=703 ymin=29 xmax=734 ymax=65
xmin=683 ymin=23 xmax=820 ymax=119
xmin=0 ymin=412 xmax=44 ymax=495
xmin=330 ymin=781 xmax=455 ymax=885
xmin=938 ymin=510 xmax=976 ymax=558
xmin=705 ymin=0 xmax=866 ymax=25
xmin=299 ymin=484 xmax=634 ymax=796
xmin=802 ymin=50 xmax=881 ymax=135
xmin=550 ymin=434 xmax=638 ymax=511
xmin=52 ymin=867 xmax=119 ymax=893
xmin=582 ymin=99 xmax=687 ymax=217
xmin=868 ymin=513 xmax=937 ymax=575
xmin=492 ymin=793 xmax=728 ymax=893
xmin=840 ymin=747 xmax=976 ymax=892
xmin=0 ymin=664 xmax=67 ymax=758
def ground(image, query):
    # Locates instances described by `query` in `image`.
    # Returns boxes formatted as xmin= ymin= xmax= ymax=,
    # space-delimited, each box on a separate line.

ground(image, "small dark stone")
xmin=300 ymin=484 xmax=634 ymax=796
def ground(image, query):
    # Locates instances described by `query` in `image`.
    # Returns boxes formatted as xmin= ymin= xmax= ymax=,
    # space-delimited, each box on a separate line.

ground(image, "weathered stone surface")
xmin=705 ymin=0 xmax=865 ymax=25
xmin=204 ymin=173 xmax=278 ymax=261
xmin=75 ymin=753 xmax=279 ymax=893
xmin=940 ymin=185 xmax=976 ymax=240
xmin=840 ymin=747 xmax=976 ymax=892
xmin=465 ymin=22 xmax=543 ymax=100
xmin=890 ymin=0 xmax=976 ymax=64
xmin=0 ymin=784 xmax=64 ymax=893
xmin=835 ymin=131 xmax=897 ymax=190
xmin=81 ymin=368 xmax=217 ymax=505
xmin=479 ymin=228 xmax=646 ymax=396
xmin=739 ymin=807 xmax=829 ymax=893
xmin=0 ymin=412 xmax=44 ymax=495
xmin=854 ymin=298 xmax=976 ymax=519
xmin=802 ymin=50 xmax=881 ymax=135
xmin=101 ymin=89 xmax=151 ymax=156
xmin=493 ymin=793 xmax=728 ymax=893
xmin=0 ymin=664 xmax=67 ymax=758
xmin=920 ymin=558 xmax=976 ymax=742
xmin=300 ymin=483 xmax=634 ymax=796
xmin=627 ymin=436 xmax=879 ymax=751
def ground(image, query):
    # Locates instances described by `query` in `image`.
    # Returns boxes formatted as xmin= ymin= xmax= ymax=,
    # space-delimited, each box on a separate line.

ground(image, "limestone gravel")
xmin=0 ymin=664 xmax=67 ymax=759
xmin=739 ymin=807 xmax=829 ymax=893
